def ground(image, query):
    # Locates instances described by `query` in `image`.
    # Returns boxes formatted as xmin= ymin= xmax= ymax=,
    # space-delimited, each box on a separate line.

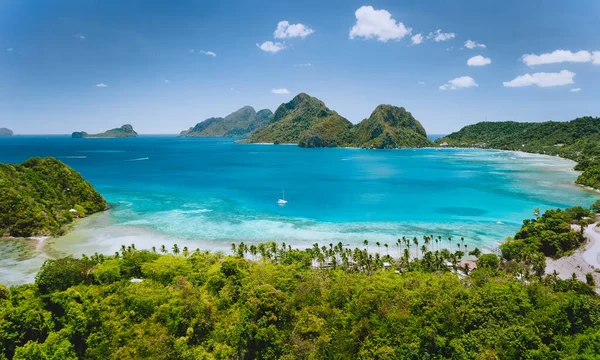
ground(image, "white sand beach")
xmin=546 ymin=223 xmax=600 ymax=293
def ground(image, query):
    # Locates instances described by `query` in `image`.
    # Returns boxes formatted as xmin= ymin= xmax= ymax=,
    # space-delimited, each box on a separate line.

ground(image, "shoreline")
xmin=545 ymin=223 xmax=600 ymax=294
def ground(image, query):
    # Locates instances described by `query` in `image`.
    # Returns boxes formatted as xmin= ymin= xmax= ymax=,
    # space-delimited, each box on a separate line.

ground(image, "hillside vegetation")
xmin=0 ymin=128 xmax=13 ymax=136
xmin=436 ymin=117 xmax=600 ymax=189
xmin=0 ymin=205 xmax=598 ymax=359
xmin=179 ymin=106 xmax=272 ymax=138
xmin=0 ymin=157 xmax=106 ymax=237
xmin=72 ymin=124 xmax=138 ymax=138
xmin=247 ymin=93 xmax=433 ymax=148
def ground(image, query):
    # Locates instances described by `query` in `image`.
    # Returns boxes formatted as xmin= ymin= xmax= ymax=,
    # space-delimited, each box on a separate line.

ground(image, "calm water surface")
xmin=0 ymin=136 xmax=596 ymax=285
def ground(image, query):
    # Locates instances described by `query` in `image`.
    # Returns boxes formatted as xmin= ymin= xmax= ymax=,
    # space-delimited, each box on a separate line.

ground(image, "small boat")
xmin=277 ymin=189 xmax=288 ymax=205
xmin=496 ymin=221 xmax=504 ymax=225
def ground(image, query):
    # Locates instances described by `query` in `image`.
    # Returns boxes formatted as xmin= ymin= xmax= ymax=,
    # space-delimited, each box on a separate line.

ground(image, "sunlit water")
xmin=0 ymin=136 xmax=597 ymax=285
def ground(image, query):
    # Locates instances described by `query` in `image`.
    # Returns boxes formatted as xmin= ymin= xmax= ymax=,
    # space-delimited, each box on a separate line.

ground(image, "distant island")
xmin=179 ymin=106 xmax=272 ymax=138
xmin=245 ymin=93 xmax=432 ymax=148
xmin=72 ymin=124 xmax=138 ymax=138
xmin=436 ymin=116 xmax=600 ymax=190
xmin=0 ymin=128 xmax=13 ymax=136
xmin=0 ymin=157 xmax=107 ymax=237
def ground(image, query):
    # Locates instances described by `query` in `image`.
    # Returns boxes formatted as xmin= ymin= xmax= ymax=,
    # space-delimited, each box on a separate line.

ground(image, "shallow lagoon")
xmin=0 ymin=136 xmax=597 ymax=285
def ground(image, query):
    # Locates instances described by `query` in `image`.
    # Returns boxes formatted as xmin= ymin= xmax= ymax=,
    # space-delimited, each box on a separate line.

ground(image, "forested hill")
xmin=0 ymin=128 xmax=13 ymax=136
xmin=0 ymin=157 xmax=106 ymax=237
xmin=246 ymin=93 xmax=433 ymax=148
xmin=179 ymin=106 xmax=272 ymax=138
xmin=72 ymin=124 xmax=138 ymax=138
xmin=436 ymin=117 xmax=600 ymax=189
xmin=0 ymin=204 xmax=598 ymax=359
xmin=247 ymin=93 xmax=354 ymax=147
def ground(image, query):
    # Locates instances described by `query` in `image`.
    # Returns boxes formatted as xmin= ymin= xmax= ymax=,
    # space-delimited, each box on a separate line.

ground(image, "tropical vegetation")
xmin=0 ymin=157 xmax=106 ymax=237
xmin=179 ymin=106 xmax=273 ymax=138
xmin=1 ymin=205 xmax=599 ymax=359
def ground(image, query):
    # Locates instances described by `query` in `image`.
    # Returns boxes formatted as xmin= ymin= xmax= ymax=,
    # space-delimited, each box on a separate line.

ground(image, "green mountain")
xmin=72 ymin=124 xmax=138 ymax=138
xmin=0 ymin=157 xmax=107 ymax=237
xmin=436 ymin=116 xmax=600 ymax=189
xmin=0 ymin=128 xmax=13 ymax=136
xmin=179 ymin=106 xmax=273 ymax=137
xmin=247 ymin=93 xmax=352 ymax=147
xmin=349 ymin=104 xmax=432 ymax=149
xmin=247 ymin=93 xmax=432 ymax=148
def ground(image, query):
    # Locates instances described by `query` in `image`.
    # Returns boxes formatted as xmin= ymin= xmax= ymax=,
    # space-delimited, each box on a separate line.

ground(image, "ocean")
xmin=0 ymin=135 xmax=597 ymax=285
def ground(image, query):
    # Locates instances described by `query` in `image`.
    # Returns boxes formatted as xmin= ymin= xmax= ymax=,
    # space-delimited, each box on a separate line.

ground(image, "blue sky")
xmin=1 ymin=0 xmax=599 ymax=134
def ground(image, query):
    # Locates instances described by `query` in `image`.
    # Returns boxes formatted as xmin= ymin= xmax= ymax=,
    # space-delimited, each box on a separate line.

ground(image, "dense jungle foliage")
xmin=1 ymin=205 xmax=599 ymax=359
xmin=436 ymin=117 xmax=600 ymax=189
xmin=0 ymin=157 xmax=106 ymax=237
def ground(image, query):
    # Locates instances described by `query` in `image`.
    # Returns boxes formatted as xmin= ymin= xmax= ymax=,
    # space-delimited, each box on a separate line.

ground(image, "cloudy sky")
xmin=1 ymin=0 xmax=599 ymax=134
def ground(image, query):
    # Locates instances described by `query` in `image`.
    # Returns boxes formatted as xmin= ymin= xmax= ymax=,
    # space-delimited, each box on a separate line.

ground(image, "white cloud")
xmin=75 ymin=33 xmax=85 ymax=40
xmin=294 ymin=63 xmax=312 ymax=67
xmin=199 ymin=50 xmax=216 ymax=57
xmin=6 ymin=48 xmax=13 ymax=52
xmin=164 ymin=80 xmax=169 ymax=83
xmin=570 ymin=88 xmax=581 ymax=92
xmin=521 ymin=50 xmax=598 ymax=66
xmin=272 ymin=88 xmax=290 ymax=94
xmin=95 ymin=83 xmax=107 ymax=87
xmin=349 ymin=6 xmax=411 ymax=42
xmin=411 ymin=33 xmax=424 ymax=45
xmin=503 ymin=70 xmax=575 ymax=87
xmin=257 ymin=41 xmax=286 ymax=53
xmin=439 ymin=76 xmax=478 ymax=90
xmin=417 ymin=81 xmax=426 ymax=85
xmin=467 ymin=55 xmax=492 ymax=66
xmin=274 ymin=21 xmax=314 ymax=39
xmin=428 ymin=29 xmax=455 ymax=42
xmin=465 ymin=40 xmax=486 ymax=49
xmin=593 ymin=51 xmax=600 ymax=64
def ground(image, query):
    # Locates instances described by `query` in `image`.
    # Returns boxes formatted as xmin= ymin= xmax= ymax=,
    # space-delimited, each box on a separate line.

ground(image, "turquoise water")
xmin=0 ymin=136 xmax=597 ymax=285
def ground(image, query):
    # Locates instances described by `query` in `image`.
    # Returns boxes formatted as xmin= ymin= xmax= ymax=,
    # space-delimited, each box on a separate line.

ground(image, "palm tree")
xmin=384 ymin=243 xmax=389 ymax=256
xmin=182 ymin=246 xmax=189 ymax=257
xmin=151 ymin=246 xmax=156 ymax=253
xmin=231 ymin=243 xmax=237 ymax=255
xmin=376 ymin=242 xmax=381 ymax=254
xmin=160 ymin=244 xmax=167 ymax=254
xmin=363 ymin=240 xmax=369 ymax=252
xmin=413 ymin=237 xmax=419 ymax=259
xmin=172 ymin=244 xmax=180 ymax=255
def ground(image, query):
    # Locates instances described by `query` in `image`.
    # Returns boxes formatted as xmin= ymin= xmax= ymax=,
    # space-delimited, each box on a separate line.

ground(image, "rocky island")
xmin=0 ymin=128 xmax=13 ymax=136
xmin=72 ymin=124 xmax=138 ymax=138
xmin=0 ymin=157 xmax=107 ymax=237
xmin=179 ymin=106 xmax=272 ymax=138
xmin=245 ymin=93 xmax=432 ymax=148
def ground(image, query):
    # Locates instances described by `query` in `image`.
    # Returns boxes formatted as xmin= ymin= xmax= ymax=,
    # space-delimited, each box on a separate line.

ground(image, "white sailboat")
xmin=277 ymin=189 xmax=288 ymax=204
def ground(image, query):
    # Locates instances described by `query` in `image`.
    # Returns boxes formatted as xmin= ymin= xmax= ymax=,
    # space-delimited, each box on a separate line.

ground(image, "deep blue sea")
xmin=0 ymin=135 xmax=597 ymax=284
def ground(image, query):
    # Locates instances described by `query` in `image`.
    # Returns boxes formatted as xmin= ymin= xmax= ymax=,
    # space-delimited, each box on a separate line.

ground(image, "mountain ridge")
xmin=246 ymin=93 xmax=432 ymax=148
xmin=179 ymin=106 xmax=273 ymax=137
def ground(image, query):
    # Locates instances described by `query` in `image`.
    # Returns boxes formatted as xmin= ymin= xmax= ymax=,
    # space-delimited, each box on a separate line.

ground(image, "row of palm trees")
xmin=110 ymin=235 xmax=477 ymax=275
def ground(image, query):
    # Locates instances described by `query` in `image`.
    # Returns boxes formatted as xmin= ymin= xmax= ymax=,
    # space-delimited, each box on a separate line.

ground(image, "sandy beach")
xmin=546 ymin=223 xmax=600 ymax=293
